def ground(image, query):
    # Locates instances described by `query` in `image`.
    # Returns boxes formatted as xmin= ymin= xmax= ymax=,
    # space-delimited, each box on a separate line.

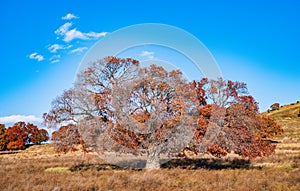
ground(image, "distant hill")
xmin=263 ymin=101 xmax=300 ymax=143
xmin=252 ymin=101 xmax=300 ymax=169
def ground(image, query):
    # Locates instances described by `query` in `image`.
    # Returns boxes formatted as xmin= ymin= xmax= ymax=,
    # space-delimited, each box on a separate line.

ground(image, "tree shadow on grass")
xmin=69 ymin=158 xmax=250 ymax=171
xmin=69 ymin=163 xmax=125 ymax=171
xmin=161 ymin=158 xmax=251 ymax=170
xmin=0 ymin=144 xmax=40 ymax=155
xmin=0 ymin=150 xmax=21 ymax=155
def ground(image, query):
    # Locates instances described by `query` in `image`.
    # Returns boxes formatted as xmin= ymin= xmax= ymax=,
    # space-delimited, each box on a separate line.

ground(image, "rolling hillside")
xmin=265 ymin=101 xmax=300 ymax=143
xmin=255 ymin=101 xmax=300 ymax=169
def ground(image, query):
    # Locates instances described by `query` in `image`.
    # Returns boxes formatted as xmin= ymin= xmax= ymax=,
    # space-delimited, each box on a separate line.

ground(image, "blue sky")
xmin=0 ymin=0 xmax=299 ymax=126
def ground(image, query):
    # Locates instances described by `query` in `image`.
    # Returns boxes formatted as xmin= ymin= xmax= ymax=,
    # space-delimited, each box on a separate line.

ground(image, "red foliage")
xmin=192 ymin=78 xmax=283 ymax=158
xmin=4 ymin=122 xmax=49 ymax=150
xmin=52 ymin=124 xmax=83 ymax=152
xmin=109 ymin=123 xmax=139 ymax=151
xmin=5 ymin=122 xmax=28 ymax=150
xmin=257 ymin=114 xmax=283 ymax=139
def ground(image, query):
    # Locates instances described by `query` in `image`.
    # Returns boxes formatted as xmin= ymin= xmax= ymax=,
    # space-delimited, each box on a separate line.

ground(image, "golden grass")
xmin=44 ymin=167 xmax=71 ymax=173
xmin=0 ymin=143 xmax=299 ymax=191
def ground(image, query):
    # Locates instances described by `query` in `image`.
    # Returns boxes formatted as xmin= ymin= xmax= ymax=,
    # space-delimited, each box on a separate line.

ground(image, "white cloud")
xmin=140 ymin=51 xmax=155 ymax=59
xmin=85 ymin=32 xmax=108 ymax=39
xmin=54 ymin=22 xmax=107 ymax=42
xmin=29 ymin=52 xmax=44 ymax=61
xmin=49 ymin=55 xmax=61 ymax=64
xmin=69 ymin=47 xmax=88 ymax=54
xmin=50 ymin=55 xmax=61 ymax=59
xmin=48 ymin=44 xmax=64 ymax=53
xmin=64 ymin=28 xmax=88 ymax=42
xmin=48 ymin=44 xmax=72 ymax=53
xmin=50 ymin=59 xmax=60 ymax=64
xmin=65 ymin=45 xmax=73 ymax=49
xmin=0 ymin=115 xmax=43 ymax=125
xmin=55 ymin=22 xmax=72 ymax=36
xmin=62 ymin=13 xmax=78 ymax=20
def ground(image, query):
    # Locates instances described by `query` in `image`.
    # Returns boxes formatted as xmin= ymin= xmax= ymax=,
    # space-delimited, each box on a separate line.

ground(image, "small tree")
xmin=6 ymin=122 xmax=28 ymax=150
xmin=0 ymin=124 xmax=8 ymax=151
xmin=24 ymin=123 xmax=39 ymax=144
xmin=270 ymin=103 xmax=280 ymax=111
xmin=26 ymin=125 xmax=49 ymax=144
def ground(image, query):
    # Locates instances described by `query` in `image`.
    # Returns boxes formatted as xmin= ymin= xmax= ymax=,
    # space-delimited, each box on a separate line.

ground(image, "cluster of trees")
xmin=0 ymin=122 xmax=49 ymax=150
xmin=44 ymin=56 xmax=283 ymax=169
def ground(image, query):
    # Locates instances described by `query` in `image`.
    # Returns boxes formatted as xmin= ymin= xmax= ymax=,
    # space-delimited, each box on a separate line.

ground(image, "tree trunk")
xmin=145 ymin=147 xmax=161 ymax=170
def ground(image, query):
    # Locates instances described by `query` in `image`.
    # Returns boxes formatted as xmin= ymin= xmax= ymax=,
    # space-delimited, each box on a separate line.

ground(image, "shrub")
xmin=270 ymin=103 xmax=280 ymax=111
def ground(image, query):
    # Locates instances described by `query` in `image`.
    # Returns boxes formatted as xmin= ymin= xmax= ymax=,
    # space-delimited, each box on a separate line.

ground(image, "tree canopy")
xmin=44 ymin=56 xmax=283 ymax=169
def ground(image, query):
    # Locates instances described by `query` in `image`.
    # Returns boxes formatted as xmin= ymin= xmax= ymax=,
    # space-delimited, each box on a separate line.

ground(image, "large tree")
xmin=44 ymin=56 xmax=283 ymax=169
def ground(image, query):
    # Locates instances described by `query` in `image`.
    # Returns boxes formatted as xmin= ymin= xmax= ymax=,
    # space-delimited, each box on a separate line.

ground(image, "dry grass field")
xmin=1 ymin=102 xmax=299 ymax=191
